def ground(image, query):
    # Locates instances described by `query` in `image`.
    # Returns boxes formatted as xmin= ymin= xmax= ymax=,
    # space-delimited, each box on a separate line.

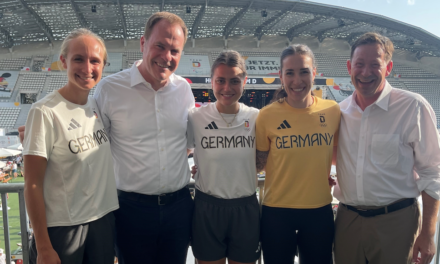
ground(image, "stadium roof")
xmin=1 ymin=0 xmax=440 ymax=57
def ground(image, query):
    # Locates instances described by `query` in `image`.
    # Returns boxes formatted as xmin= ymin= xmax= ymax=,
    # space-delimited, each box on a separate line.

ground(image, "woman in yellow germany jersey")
xmin=256 ymin=44 xmax=340 ymax=264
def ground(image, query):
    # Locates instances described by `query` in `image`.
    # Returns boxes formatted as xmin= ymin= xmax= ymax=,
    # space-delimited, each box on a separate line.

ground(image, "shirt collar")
xmin=130 ymin=60 xmax=177 ymax=89
xmin=374 ymin=80 xmax=392 ymax=111
xmin=349 ymin=80 xmax=392 ymax=111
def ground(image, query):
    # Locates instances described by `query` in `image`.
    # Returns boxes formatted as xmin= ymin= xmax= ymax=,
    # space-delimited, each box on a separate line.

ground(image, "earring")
xmin=281 ymin=83 xmax=285 ymax=90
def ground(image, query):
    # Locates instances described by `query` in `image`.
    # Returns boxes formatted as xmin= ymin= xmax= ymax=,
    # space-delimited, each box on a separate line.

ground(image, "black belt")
xmin=117 ymin=187 xmax=188 ymax=206
xmin=342 ymin=198 xmax=416 ymax=218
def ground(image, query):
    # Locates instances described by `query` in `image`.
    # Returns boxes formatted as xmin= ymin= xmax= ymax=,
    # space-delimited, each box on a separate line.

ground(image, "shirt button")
xmin=157 ymin=109 xmax=160 ymax=112
xmin=162 ymin=168 xmax=165 ymax=170
xmin=159 ymin=129 xmax=162 ymax=132
xmin=161 ymin=148 xmax=164 ymax=151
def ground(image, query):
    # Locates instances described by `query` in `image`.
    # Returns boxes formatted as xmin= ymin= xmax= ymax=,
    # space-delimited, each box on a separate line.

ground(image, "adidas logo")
xmin=67 ymin=118 xmax=82 ymax=131
xmin=205 ymin=121 xmax=219 ymax=129
xmin=277 ymin=120 xmax=291 ymax=130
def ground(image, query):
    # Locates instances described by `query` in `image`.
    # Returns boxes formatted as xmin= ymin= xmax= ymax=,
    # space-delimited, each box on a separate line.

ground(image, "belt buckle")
xmin=158 ymin=194 xmax=166 ymax=205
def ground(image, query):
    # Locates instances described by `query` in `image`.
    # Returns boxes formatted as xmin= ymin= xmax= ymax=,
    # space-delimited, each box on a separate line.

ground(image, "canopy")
xmin=6 ymin=143 xmax=23 ymax=151
xmin=0 ymin=148 xmax=21 ymax=158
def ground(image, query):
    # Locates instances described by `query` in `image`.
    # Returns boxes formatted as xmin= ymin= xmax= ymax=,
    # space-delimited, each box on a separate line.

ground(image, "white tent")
xmin=6 ymin=143 xmax=22 ymax=151
xmin=0 ymin=148 xmax=21 ymax=158
xmin=0 ymin=161 xmax=6 ymax=169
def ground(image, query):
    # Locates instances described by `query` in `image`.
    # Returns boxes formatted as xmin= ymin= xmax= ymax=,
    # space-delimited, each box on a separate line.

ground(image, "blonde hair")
xmin=59 ymin=28 xmax=108 ymax=69
xmin=143 ymin=12 xmax=188 ymax=44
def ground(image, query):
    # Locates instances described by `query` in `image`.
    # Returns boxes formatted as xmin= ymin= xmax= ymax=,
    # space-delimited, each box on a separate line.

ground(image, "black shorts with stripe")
xmin=191 ymin=190 xmax=261 ymax=262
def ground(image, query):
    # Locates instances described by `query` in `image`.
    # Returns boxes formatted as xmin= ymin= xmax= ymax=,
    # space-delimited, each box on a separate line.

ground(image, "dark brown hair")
xmin=271 ymin=44 xmax=316 ymax=103
xmin=350 ymin=32 xmax=394 ymax=62
xmin=211 ymin=50 xmax=247 ymax=79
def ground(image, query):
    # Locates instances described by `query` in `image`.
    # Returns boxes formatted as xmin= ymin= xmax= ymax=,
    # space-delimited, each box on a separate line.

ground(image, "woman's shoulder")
xmin=238 ymin=103 xmax=259 ymax=121
xmin=30 ymin=92 xmax=60 ymax=113
xmin=189 ymin=103 xmax=215 ymax=117
xmin=315 ymin=97 xmax=340 ymax=111
xmin=258 ymin=101 xmax=283 ymax=115
xmin=240 ymin=103 xmax=259 ymax=114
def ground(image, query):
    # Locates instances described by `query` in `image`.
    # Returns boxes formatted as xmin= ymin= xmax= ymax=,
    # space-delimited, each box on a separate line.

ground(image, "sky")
xmin=306 ymin=0 xmax=440 ymax=38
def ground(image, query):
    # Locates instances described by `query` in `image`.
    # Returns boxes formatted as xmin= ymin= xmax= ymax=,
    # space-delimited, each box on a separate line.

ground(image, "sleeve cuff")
xmin=417 ymin=178 xmax=440 ymax=200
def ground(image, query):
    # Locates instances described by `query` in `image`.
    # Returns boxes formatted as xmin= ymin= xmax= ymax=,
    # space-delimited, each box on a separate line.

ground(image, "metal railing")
xmin=0 ymin=183 xmax=29 ymax=264
xmin=1 ymin=181 xmax=438 ymax=264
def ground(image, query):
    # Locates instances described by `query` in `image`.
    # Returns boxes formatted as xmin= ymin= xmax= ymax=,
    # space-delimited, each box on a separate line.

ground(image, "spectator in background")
xmin=15 ymin=155 xmax=22 ymax=168
xmin=11 ymin=162 xmax=17 ymax=178
xmin=0 ymin=249 xmax=5 ymax=264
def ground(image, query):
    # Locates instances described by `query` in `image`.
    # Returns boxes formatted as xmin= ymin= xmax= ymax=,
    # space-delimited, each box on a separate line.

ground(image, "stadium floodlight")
xmin=91 ymin=5 xmax=96 ymax=13
xmin=186 ymin=6 xmax=191 ymax=13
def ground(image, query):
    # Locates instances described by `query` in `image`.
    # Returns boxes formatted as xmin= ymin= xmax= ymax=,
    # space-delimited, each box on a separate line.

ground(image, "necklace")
xmin=217 ymin=103 xmax=238 ymax=127
xmin=219 ymin=112 xmax=237 ymax=127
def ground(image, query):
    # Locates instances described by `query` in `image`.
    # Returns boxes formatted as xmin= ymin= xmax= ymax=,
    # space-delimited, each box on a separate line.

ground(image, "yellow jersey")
xmin=256 ymin=97 xmax=340 ymax=208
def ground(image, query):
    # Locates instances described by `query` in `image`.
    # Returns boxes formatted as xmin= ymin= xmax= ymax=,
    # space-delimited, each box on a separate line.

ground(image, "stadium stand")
xmin=0 ymin=58 xmax=29 ymax=71
xmin=46 ymin=74 xmax=68 ymax=94
xmin=0 ymin=107 xmax=20 ymax=128
xmin=314 ymin=53 xmax=350 ymax=77
xmin=0 ymin=0 xmax=439 ymax=132
xmin=393 ymin=63 xmax=438 ymax=79
xmin=322 ymin=86 xmax=336 ymax=101
xmin=46 ymin=74 xmax=108 ymax=96
xmin=31 ymin=56 xmax=50 ymax=72
xmin=18 ymin=73 xmax=46 ymax=92
xmin=124 ymin=51 xmax=142 ymax=62
xmin=2 ymin=2 xmax=440 ymax=263
xmin=386 ymin=79 xmax=404 ymax=90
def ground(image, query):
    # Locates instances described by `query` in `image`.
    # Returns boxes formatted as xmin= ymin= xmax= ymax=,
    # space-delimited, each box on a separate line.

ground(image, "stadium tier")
xmin=0 ymin=0 xmax=439 ymax=132
xmin=18 ymin=73 xmax=46 ymax=92
xmin=0 ymin=50 xmax=439 ymax=130
xmin=0 ymin=107 xmax=20 ymax=129
xmin=0 ymin=58 xmax=29 ymax=71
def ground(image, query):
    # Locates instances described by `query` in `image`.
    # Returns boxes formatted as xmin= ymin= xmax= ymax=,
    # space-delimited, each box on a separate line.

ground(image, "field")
xmin=0 ymin=173 xmax=25 ymax=253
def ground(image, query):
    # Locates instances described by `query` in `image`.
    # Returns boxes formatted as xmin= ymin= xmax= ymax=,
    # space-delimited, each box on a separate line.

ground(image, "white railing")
xmin=2 ymin=180 xmax=438 ymax=264
xmin=0 ymin=183 xmax=29 ymax=264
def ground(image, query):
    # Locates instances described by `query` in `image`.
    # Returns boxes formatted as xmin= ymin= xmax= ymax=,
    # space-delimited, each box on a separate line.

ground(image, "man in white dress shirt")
xmin=94 ymin=12 xmax=195 ymax=264
xmin=333 ymin=32 xmax=440 ymax=264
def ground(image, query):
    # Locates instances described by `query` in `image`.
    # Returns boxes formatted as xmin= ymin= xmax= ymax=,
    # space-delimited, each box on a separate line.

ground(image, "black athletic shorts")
xmin=191 ymin=190 xmax=261 ymax=262
xmin=30 ymin=212 xmax=115 ymax=264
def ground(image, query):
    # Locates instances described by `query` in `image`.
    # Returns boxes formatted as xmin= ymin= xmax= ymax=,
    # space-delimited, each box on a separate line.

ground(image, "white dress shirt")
xmin=334 ymin=81 xmax=440 ymax=206
xmin=94 ymin=61 xmax=195 ymax=195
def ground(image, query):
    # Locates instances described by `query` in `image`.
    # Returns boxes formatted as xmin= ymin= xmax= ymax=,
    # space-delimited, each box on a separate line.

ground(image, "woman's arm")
xmin=24 ymin=155 xmax=60 ymax=264
xmin=256 ymin=150 xmax=269 ymax=173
